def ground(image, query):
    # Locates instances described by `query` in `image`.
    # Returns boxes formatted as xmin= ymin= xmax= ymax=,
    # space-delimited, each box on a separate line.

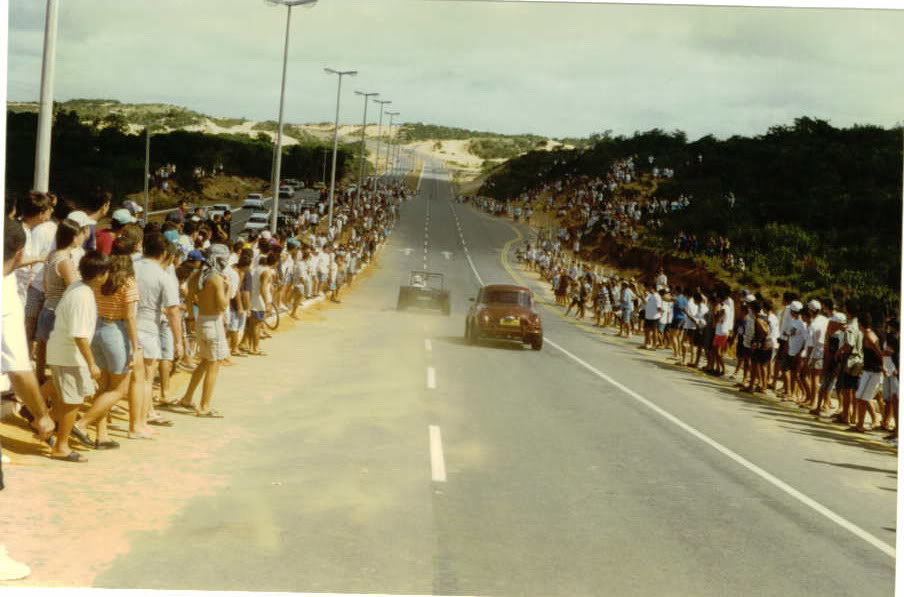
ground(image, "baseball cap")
xmin=67 ymin=211 xmax=96 ymax=227
xmin=790 ymin=300 xmax=803 ymax=312
xmin=261 ymin=230 xmax=272 ymax=241
xmin=744 ymin=294 xmax=756 ymax=303
xmin=287 ymin=238 xmax=301 ymax=248
xmin=163 ymin=229 xmax=179 ymax=244
xmin=831 ymin=312 xmax=848 ymax=324
xmin=165 ymin=211 xmax=183 ymax=223
xmin=112 ymin=208 xmax=136 ymax=225
xmin=807 ymin=299 xmax=822 ymax=312
xmin=187 ymin=250 xmax=204 ymax=262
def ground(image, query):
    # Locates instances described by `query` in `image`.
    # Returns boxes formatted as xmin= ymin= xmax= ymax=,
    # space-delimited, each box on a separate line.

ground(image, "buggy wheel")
xmin=264 ymin=305 xmax=280 ymax=330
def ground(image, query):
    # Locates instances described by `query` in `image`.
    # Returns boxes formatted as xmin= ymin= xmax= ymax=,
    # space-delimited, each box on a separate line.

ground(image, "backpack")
xmin=845 ymin=326 xmax=864 ymax=376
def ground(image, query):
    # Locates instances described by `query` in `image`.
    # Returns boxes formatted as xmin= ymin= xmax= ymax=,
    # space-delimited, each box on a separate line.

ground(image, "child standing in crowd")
xmin=46 ymin=251 xmax=111 ymax=462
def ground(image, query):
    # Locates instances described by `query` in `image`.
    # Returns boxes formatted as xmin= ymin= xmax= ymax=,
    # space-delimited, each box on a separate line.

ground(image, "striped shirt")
xmin=94 ymin=277 xmax=139 ymax=320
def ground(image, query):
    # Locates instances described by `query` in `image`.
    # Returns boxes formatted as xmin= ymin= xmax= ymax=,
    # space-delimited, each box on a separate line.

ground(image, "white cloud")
xmin=7 ymin=0 xmax=904 ymax=139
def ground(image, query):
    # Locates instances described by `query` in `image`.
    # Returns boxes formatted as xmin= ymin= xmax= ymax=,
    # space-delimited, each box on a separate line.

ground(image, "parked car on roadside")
xmin=208 ymin=203 xmax=231 ymax=218
xmin=243 ymin=212 xmax=271 ymax=232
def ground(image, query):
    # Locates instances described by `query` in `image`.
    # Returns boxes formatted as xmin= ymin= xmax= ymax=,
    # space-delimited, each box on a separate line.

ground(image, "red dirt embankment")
xmin=587 ymin=237 xmax=730 ymax=293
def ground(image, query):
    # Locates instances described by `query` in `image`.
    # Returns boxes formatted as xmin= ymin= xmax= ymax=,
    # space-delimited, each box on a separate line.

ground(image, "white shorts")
xmin=197 ymin=315 xmax=229 ymax=362
xmin=856 ymin=370 xmax=883 ymax=402
xmin=50 ymin=365 xmax=96 ymax=405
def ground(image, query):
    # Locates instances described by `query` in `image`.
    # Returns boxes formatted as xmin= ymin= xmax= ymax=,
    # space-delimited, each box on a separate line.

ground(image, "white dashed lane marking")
xmin=429 ymin=425 xmax=447 ymax=482
xmin=427 ymin=366 xmax=436 ymax=389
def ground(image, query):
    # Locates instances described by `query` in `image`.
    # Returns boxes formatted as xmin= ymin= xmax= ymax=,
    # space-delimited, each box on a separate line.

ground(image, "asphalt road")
xmin=226 ymin=188 xmax=321 ymax=240
xmin=92 ymin=164 xmax=897 ymax=595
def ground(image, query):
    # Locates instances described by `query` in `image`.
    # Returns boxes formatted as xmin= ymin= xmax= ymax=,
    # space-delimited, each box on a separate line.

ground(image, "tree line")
xmin=480 ymin=117 xmax=903 ymax=314
xmin=5 ymin=109 xmax=362 ymax=208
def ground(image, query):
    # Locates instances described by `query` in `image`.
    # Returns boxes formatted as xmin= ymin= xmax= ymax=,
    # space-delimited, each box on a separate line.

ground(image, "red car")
xmin=465 ymin=284 xmax=543 ymax=350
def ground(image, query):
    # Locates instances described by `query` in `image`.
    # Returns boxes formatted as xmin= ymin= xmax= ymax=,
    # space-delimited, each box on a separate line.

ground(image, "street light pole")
xmin=354 ymin=90 xmax=379 ymax=209
xmin=324 ymin=68 xmax=358 ymax=230
xmin=143 ymin=126 xmax=152 ymax=217
xmin=266 ymin=0 xmax=318 ymax=234
xmin=385 ymin=111 xmax=399 ymax=187
xmin=33 ymin=0 xmax=59 ymax=193
xmin=373 ymin=99 xmax=392 ymax=193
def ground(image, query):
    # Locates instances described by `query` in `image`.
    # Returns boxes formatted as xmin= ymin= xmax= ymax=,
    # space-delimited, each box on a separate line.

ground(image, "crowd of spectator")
xmin=1 ymin=182 xmax=403 ymax=487
xmin=516 ymin=238 xmax=899 ymax=444
xmin=483 ymin=151 xmax=900 ymax=448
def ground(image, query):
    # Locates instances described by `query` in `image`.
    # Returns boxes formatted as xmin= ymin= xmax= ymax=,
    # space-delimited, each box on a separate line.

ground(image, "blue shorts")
xmin=35 ymin=307 xmax=57 ymax=342
xmin=251 ymin=310 xmax=265 ymax=322
xmin=92 ymin=319 xmax=133 ymax=375
xmin=621 ymin=309 xmax=633 ymax=324
xmin=226 ymin=309 xmax=246 ymax=333
xmin=658 ymin=321 xmax=667 ymax=333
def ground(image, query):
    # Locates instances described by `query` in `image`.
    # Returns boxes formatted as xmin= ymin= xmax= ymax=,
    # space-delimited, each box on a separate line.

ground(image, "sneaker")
xmin=0 ymin=545 xmax=31 ymax=580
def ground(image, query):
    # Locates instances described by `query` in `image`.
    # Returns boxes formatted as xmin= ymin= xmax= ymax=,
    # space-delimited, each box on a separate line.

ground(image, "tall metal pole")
xmin=325 ymin=69 xmax=357 ymax=230
xmin=33 ymin=0 xmax=59 ymax=192
xmin=355 ymin=91 xmax=379 ymax=209
xmin=384 ymin=112 xmax=398 ymax=186
xmin=269 ymin=5 xmax=293 ymax=234
xmin=143 ymin=127 xmax=151 ymax=216
xmin=373 ymin=99 xmax=391 ymax=193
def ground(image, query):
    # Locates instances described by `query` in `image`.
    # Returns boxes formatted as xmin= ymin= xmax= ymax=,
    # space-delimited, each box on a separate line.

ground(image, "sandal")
xmin=147 ymin=418 xmax=174 ymax=427
xmin=196 ymin=410 xmax=224 ymax=418
xmin=50 ymin=452 xmax=88 ymax=463
xmin=95 ymin=439 xmax=121 ymax=450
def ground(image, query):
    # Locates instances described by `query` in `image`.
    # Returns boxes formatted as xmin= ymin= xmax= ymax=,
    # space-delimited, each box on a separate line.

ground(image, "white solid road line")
xmin=429 ymin=425 xmax=447 ymax=482
xmin=446 ymin=187 xmax=896 ymax=560
xmin=544 ymin=338 xmax=897 ymax=560
xmin=425 ymin=339 xmax=432 ymax=352
xmin=427 ymin=366 xmax=436 ymax=389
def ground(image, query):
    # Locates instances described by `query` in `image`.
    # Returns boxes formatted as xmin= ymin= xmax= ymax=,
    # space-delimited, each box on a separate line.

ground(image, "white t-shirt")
xmin=787 ymin=317 xmax=808 ymax=356
xmin=27 ymin=220 xmax=58 ymax=293
xmin=46 ymin=281 xmax=97 ymax=368
xmin=224 ymin=265 xmax=240 ymax=301
xmin=133 ymin=258 xmax=180 ymax=334
xmin=683 ymin=299 xmax=698 ymax=330
xmin=2 ymin=273 xmax=31 ymax=376
xmin=807 ymin=314 xmax=829 ymax=355
xmin=715 ymin=305 xmax=732 ymax=336
xmin=644 ymin=292 xmax=662 ymax=320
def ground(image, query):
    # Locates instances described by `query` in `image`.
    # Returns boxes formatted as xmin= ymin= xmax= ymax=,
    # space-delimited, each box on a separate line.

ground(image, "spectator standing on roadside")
xmin=45 ymin=251 xmax=112 ymax=462
xmin=618 ymin=281 xmax=634 ymax=338
xmin=134 ymin=232 xmax=184 ymax=429
xmin=69 ymin=236 xmax=141 ymax=448
xmin=802 ymin=300 xmax=828 ymax=409
xmin=174 ymin=244 xmax=230 ymax=417
xmin=33 ymin=218 xmax=90 ymax=386
xmin=2 ymin=218 xmax=56 ymax=483
xmin=14 ymin=192 xmax=57 ymax=349
xmin=642 ymin=283 xmax=662 ymax=349
xmin=852 ymin=314 xmax=883 ymax=432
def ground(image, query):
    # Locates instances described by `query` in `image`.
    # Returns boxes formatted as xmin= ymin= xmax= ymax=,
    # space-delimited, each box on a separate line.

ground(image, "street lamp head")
xmin=355 ymin=90 xmax=379 ymax=97
xmin=266 ymin=0 xmax=318 ymax=6
xmin=325 ymin=68 xmax=358 ymax=76
xmin=374 ymin=99 xmax=392 ymax=105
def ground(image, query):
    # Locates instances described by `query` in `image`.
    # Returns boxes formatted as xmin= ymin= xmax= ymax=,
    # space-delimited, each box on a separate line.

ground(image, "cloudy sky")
xmin=6 ymin=0 xmax=904 ymax=140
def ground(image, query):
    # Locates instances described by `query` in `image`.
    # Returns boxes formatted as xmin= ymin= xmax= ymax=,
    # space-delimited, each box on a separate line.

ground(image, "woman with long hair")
xmin=70 ymin=235 xmax=142 ymax=448
xmin=34 ymin=217 xmax=90 ymax=384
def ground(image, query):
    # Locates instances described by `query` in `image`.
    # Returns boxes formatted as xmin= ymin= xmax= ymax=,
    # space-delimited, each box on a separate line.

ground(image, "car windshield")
xmin=484 ymin=290 xmax=530 ymax=306
xmin=250 ymin=215 xmax=267 ymax=222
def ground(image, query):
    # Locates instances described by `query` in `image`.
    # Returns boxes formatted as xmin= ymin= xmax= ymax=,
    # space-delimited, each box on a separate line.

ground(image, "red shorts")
xmin=712 ymin=334 xmax=728 ymax=349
